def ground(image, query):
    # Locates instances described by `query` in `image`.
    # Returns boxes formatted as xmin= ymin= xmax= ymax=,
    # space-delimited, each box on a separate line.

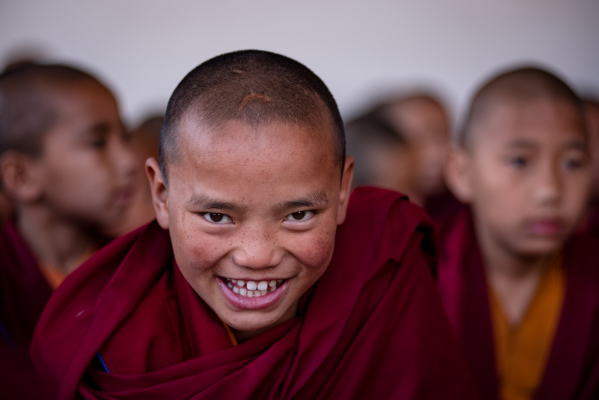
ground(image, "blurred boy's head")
xmin=108 ymin=115 xmax=163 ymax=236
xmin=0 ymin=64 xmax=135 ymax=235
xmin=384 ymin=94 xmax=450 ymax=198
xmin=146 ymin=50 xmax=353 ymax=339
xmin=346 ymin=111 xmax=416 ymax=199
xmin=583 ymin=99 xmax=599 ymax=197
xmin=447 ymin=67 xmax=590 ymax=257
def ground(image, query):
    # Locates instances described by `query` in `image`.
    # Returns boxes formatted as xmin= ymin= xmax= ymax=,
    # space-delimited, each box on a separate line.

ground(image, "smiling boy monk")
xmin=440 ymin=67 xmax=599 ymax=400
xmin=31 ymin=50 xmax=478 ymax=400
xmin=0 ymin=64 xmax=135 ymax=398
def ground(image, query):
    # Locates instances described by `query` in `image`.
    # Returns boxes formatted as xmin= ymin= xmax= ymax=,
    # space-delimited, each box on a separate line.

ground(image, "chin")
xmin=519 ymin=239 xmax=563 ymax=257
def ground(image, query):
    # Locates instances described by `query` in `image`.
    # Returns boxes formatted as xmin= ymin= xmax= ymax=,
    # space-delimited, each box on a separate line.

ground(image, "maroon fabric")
xmin=423 ymin=187 xmax=462 ymax=230
xmin=437 ymin=205 xmax=599 ymax=400
xmin=31 ymin=187 xmax=479 ymax=400
xmin=0 ymin=219 xmax=52 ymax=399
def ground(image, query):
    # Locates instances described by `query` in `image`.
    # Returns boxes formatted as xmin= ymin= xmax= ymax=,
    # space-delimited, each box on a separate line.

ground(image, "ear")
xmin=146 ymin=157 xmax=170 ymax=229
xmin=0 ymin=151 xmax=43 ymax=203
xmin=336 ymin=156 xmax=355 ymax=225
xmin=445 ymin=145 xmax=473 ymax=203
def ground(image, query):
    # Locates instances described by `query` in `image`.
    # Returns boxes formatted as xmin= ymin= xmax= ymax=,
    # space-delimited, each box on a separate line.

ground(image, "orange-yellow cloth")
xmin=489 ymin=257 xmax=565 ymax=400
xmin=40 ymin=264 xmax=67 ymax=290
xmin=40 ymin=249 xmax=96 ymax=290
xmin=221 ymin=320 xmax=239 ymax=347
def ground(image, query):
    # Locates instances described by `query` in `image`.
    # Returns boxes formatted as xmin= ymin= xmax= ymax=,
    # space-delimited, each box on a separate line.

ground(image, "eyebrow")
xmin=187 ymin=191 xmax=329 ymax=213
xmin=188 ymin=194 xmax=241 ymax=211
xmin=505 ymin=138 xmax=588 ymax=151
xmin=505 ymin=139 xmax=537 ymax=149
xmin=274 ymin=191 xmax=329 ymax=212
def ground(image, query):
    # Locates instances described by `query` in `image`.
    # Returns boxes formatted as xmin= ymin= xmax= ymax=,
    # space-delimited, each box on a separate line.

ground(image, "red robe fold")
xmin=31 ymin=187 xmax=479 ymax=400
xmin=437 ymin=205 xmax=599 ymax=400
xmin=0 ymin=220 xmax=52 ymax=399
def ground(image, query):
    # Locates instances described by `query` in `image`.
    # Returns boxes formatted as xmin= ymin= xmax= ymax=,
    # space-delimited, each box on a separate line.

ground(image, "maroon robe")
xmin=0 ymin=219 xmax=52 ymax=399
xmin=31 ymin=187 xmax=479 ymax=400
xmin=437 ymin=205 xmax=599 ymax=400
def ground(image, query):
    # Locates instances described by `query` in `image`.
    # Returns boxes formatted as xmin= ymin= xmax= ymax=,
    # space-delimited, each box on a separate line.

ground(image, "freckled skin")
xmin=147 ymin=119 xmax=353 ymax=338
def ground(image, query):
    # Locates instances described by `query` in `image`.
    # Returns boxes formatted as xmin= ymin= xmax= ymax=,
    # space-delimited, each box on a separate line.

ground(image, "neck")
xmin=16 ymin=204 xmax=102 ymax=275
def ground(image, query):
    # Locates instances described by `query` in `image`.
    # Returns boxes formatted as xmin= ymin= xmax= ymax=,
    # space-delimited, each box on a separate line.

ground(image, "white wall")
xmin=1 ymin=0 xmax=598 ymax=127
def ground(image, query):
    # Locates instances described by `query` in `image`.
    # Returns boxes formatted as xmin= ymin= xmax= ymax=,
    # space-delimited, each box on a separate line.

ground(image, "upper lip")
xmin=219 ymin=276 xmax=288 ymax=281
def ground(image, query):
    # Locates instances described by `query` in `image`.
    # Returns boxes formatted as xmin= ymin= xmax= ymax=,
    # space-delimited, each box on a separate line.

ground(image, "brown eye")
xmin=285 ymin=210 xmax=315 ymax=222
xmin=210 ymin=213 xmax=224 ymax=222
xmin=291 ymin=211 xmax=306 ymax=220
xmin=202 ymin=213 xmax=231 ymax=224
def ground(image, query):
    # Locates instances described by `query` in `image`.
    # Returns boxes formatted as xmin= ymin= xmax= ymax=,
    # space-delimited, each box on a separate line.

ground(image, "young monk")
xmin=379 ymin=93 xmax=461 ymax=223
xmin=345 ymin=110 xmax=418 ymax=197
xmin=31 ymin=50 xmax=478 ymax=399
xmin=440 ymin=66 xmax=599 ymax=400
xmin=0 ymin=64 xmax=135 ymax=399
xmin=581 ymin=98 xmax=599 ymax=235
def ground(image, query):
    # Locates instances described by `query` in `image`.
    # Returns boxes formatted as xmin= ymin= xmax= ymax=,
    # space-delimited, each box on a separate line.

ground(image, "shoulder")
xmin=340 ymin=186 xmax=436 ymax=276
xmin=30 ymin=221 xmax=172 ymax=399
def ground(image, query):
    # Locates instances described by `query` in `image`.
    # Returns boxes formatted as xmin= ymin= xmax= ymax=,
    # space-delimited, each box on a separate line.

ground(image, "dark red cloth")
xmin=31 ymin=187 xmax=479 ymax=400
xmin=0 ymin=219 xmax=52 ymax=399
xmin=423 ymin=187 xmax=462 ymax=230
xmin=437 ymin=205 xmax=599 ymax=400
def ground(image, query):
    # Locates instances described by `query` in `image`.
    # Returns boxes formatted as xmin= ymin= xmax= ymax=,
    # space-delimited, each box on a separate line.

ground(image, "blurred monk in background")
xmin=581 ymin=98 xmax=599 ymax=235
xmin=440 ymin=66 xmax=599 ymax=400
xmin=31 ymin=50 xmax=478 ymax=400
xmin=345 ymin=108 xmax=418 ymax=198
xmin=109 ymin=114 xmax=162 ymax=236
xmin=378 ymin=93 xmax=461 ymax=223
xmin=0 ymin=63 xmax=135 ymax=399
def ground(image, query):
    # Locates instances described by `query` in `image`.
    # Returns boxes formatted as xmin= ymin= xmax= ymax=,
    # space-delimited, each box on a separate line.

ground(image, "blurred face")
xmin=583 ymin=101 xmax=599 ymax=196
xmin=38 ymin=81 xmax=135 ymax=234
xmin=151 ymin=119 xmax=353 ymax=337
xmin=465 ymin=99 xmax=591 ymax=257
xmin=369 ymin=144 xmax=417 ymax=200
xmin=390 ymin=99 xmax=450 ymax=196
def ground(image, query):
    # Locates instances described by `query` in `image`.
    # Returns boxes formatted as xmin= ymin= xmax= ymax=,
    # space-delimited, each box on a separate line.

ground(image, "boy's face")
xmin=390 ymin=99 xmax=449 ymax=196
xmin=149 ymin=119 xmax=353 ymax=336
xmin=38 ymin=82 xmax=135 ymax=234
xmin=455 ymin=99 xmax=590 ymax=257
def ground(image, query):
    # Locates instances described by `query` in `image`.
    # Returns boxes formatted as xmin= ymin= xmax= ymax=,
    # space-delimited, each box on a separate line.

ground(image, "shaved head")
xmin=0 ymin=64 xmax=101 ymax=157
xmin=459 ymin=67 xmax=582 ymax=149
xmin=159 ymin=50 xmax=345 ymax=183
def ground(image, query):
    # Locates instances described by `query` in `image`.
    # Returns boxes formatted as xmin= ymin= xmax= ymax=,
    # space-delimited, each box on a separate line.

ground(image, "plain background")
xmin=1 ymin=0 xmax=598 ymax=128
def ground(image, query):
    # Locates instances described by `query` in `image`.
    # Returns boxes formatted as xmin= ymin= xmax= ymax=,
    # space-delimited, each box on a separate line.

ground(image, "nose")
xmin=232 ymin=225 xmax=283 ymax=271
xmin=534 ymin=160 xmax=562 ymax=206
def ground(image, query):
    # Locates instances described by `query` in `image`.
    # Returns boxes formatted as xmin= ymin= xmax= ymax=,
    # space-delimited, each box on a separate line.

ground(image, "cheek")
xmin=170 ymin=214 xmax=227 ymax=276
xmin=291 ymin=226 xmax=337 ymax=271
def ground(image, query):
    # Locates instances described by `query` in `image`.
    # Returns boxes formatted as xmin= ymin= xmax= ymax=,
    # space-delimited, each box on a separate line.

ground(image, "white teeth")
xmin=226 ymin=278 xmax=285 ymax=297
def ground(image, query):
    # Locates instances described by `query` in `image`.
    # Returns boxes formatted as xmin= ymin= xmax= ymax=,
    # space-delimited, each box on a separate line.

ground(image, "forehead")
xmin=172 ymin=118 xmax=338 ymax=185
xmin=471 ymin=98 xmax=585 ymax=149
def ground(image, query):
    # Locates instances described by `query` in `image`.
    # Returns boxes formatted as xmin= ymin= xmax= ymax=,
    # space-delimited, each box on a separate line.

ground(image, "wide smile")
xmin=217 ymin=276 xmax=290 ymax=310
